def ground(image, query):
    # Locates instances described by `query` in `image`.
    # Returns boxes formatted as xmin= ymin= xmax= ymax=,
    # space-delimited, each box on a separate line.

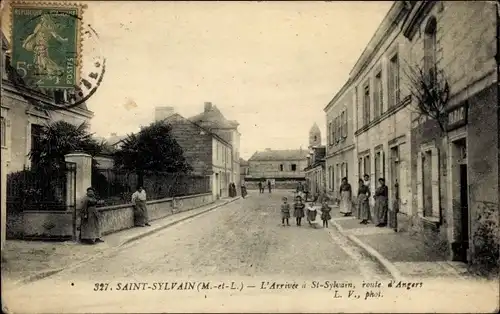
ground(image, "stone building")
xmin=324 ymin=80 xmax=357 ymax=200
xmin=161 ymin=111 xmax=233 ymax=199
xmin=239 ymin=158 xmax=249 ymax=183
xmin=402 ymin=1 xmax=498 ymax=263
xmin=189 ymin=102 xmax=241 ymax=193
xmin=304 ymin=123 xmax=326 ymax=197
xmin=1 ymin=30 xmax=94 ymax=243
xmin=246 ymin=149 xmax=308 ymax=189
xmin=345 ymin=1 xmax=415 ymax=217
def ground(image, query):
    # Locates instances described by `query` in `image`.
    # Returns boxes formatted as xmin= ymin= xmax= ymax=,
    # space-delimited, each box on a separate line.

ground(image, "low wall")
xmin=8 ymin=193 xmax=214 ymax=240
xmin=99 ymin=192 xmax=213 ymax=235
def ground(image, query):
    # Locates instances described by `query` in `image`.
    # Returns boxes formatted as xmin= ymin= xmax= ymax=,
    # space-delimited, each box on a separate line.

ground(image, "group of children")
xmin=280 ymin=194 xmax=332 ymax=228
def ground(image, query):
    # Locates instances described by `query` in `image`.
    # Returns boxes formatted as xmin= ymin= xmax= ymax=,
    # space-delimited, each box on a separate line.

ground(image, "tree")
xmin=403 ymin=61 xmax=451 ymax=134
xmin=29 ymin=120 xmax=104 ymax=172
xmin=113 ymin=121 xmax=192 ymax=184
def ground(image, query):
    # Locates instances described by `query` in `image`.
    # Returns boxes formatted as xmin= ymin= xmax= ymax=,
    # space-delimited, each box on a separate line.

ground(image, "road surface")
xmin=4 ymin=191 xmax=493 ymax=313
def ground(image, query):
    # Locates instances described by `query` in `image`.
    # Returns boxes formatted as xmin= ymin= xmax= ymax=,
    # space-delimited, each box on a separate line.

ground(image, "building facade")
xmin=1 ymin=30 xmax=94 ymax=247
xmin=349 ymin=2 xmax=414 ymax=220
xmin=239 ymin=158 xmax=249 ymax=184
xmin=162 ymin=112 xmax=232 ymax=199
xmin=190 ymin=102 xmax=241 ymax=193
xmin=247 ymin=149 xmax=308 ymax=189
xmin=324 ymin=82 xmax=357 ymax=200
xmin=304 ymin=123 xmax=326 ymax=196
xmin=403 ymin=1 xmax=499 ymax=263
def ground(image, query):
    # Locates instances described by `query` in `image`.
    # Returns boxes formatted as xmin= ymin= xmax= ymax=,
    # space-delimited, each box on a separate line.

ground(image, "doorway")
xmin=389 ymin=146 xmax=400 ymax=230
xmin=451 ymin=138 xmax=468 ymax=262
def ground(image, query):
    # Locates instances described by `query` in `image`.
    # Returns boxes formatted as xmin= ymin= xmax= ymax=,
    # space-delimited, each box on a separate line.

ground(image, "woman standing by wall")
xmin=339 ymin=177 xmax=353 ymax=217
xmin=357 ymin=179 xmax=370 ymax=224
xmin=374 ymin=178 xmax=389 ymax=227
xmin=80 ymin=187 xmax=104 ymax=244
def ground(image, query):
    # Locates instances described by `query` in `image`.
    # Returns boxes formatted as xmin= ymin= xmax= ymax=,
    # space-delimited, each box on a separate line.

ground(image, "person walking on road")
xmin=293 ymin=195 xmax=305 ymax=226
xmin=374 ymin=178 xmax=389 ymax=227
xmin=268 ymin=180 xmax=272 ymax=193
xmin=339 ymin=177 xmax=353 ymax=217
xmin=258 ymin=181 xmax=263 ymax=194
xmin=132 ymin=186 xmax=150 ymax=227
xmin=357 ymin=179 xmax=371 ymax=224
xmin=280 ymin=196 xmax=291 ymax=226
xmin=241 ymin=182 xmax=247 ymax=198
xmin=80 ymin=187 xmax=104 ymax=244
xmin=320 ymin=197 xmax=332 ymax=228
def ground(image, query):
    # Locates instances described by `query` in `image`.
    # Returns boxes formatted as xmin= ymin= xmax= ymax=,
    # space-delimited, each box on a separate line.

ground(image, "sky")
xmin=6 ymin=1 xmax=393 ymax=160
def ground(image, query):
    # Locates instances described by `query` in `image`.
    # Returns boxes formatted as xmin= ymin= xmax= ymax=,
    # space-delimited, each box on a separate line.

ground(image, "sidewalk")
xmin=1 ymin=196 xmax=241 ymax=286
xmin=331 ymin=216 xmax=473 ymax=280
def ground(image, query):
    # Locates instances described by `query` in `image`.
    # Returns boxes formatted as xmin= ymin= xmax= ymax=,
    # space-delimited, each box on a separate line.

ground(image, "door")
xmin=389 ymin=146 xmax=400 ymax=230
xmin=459 ymin=164 xmax=469 ymax=262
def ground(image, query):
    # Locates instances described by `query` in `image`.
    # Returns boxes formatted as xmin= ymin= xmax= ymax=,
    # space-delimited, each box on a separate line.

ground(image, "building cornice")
xmin=323 ymin=78 xmax=352 ymax=112
xmin=401 ymin=1 xmax=436 ymax=41
xmin=349 ymin=1 xmax=409 ymax=83
xmin=1 ymin=79 xmax=94 ymax=119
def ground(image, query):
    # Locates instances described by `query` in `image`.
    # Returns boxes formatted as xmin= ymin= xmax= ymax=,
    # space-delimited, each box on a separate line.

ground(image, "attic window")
xmin=280 ymin=164 xmax=284 ymax=171
xmin=291 ymin=164 xmax=297 ymax=171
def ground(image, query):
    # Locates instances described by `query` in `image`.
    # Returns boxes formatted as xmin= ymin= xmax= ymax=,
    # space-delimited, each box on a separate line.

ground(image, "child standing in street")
xmin=293 ymin=195 xmax=305 ymax=226
xmin=281 ymin=197 xmax=291 ymax=226
xmin=320 ymin=198 xmax=332 ymax=228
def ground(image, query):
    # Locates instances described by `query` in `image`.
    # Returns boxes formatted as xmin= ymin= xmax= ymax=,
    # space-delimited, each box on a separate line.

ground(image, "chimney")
xmin=110 ymin=132 xmax=117 ymax=136
xmin=155 ymin=106 xmax=175 ymax=121
xmin=204 ymin=102 xmax=213 ymax=112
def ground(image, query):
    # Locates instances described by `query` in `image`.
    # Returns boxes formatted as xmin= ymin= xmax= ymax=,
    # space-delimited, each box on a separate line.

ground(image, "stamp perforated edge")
xmin=8 ymin=1 xmax=88 ymax=90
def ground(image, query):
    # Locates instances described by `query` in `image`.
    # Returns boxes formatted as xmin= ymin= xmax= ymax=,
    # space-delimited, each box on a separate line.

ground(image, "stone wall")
xmin=7 ymin=193 xmax=214 ymax=239
xmin=166 ymin=115 xmax=213 ymax=176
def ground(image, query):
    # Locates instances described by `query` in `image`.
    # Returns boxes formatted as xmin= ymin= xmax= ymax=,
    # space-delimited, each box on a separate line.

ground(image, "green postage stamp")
xmin=10 ymin=3 xmax=84 ymax=89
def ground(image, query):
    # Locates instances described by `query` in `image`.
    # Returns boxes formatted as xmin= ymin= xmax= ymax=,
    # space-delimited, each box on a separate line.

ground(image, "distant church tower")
xmin=309 ymin=123 xmax=321 ymax=148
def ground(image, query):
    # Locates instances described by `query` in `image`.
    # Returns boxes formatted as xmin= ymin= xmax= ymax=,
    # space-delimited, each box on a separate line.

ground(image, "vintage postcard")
xmin=1 ymin=0 xmax=499 ymax=313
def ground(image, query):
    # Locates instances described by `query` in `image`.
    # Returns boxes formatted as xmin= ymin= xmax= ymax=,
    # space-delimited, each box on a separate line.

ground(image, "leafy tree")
xmin=113 ymin=121 xmax=192 ymax=184
xmin=29 ymin=120 xmax=104 ymax=172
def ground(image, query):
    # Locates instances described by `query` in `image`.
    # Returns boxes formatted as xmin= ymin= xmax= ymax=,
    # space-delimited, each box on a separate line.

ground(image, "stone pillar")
xmin=64 ymin=153 xmax=92 ymax=208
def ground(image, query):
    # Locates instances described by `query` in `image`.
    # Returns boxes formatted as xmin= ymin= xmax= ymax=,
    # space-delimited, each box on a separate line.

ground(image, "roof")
xmin=249 ymin=149 xmax=308 ymax=162
xmin=164 ymin=113 xmax=232 ymax=147
xmin=239 ymin=158 xmax=249 ymax=166
xmin=189 ymin=105 xmax=239 ymax=129
xmin=309 ymin=122 xmax=320 ymax=133
xmin=1 ymin=30 xmax=9 ymax=50
xmin=106 ymin=134 xmax=128 ymax=146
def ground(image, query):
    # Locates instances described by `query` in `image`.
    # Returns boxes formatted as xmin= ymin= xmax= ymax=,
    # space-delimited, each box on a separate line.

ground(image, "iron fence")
xmin=92 ymin=169 xmax=211 ymax=207
xmin=6 ymin=164 xmax=75 ymax=212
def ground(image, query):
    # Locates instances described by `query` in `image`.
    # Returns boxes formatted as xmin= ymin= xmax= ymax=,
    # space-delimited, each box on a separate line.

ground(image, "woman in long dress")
xmin=357 ymin=179 xmax=371 ymax=224
xmin=339 ymin=177 xmax=353 ymax=216
xmin=80 ymin=187 xmax=104 ymax=244
xmin=374 ymin=178 xmax=389 ymax=227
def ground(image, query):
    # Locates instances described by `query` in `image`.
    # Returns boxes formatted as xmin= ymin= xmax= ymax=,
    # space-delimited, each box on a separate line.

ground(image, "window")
xmin=335 ymin=164 xmax=340 ymax=189
xmin=374 ymin=71 xmax=383 ymax=117
xmin=291 ymin=164 xmax=297 ymax=171
xmin=337 ymin=116 xmax=342 ymax=142
xmin=363 ymin=155 xmax=371 ymax=178
xmin=424 ymin=17 xmax=437 ymax=84
xmin=330 ymin=166 xmax=334 ymax=191
xmin=363 ymin=83 xmax=371 ymax=125
xmin=280 ymin=164 xmax=284 ymax=171
xmin=388 ymin=53 xmax=400 ymax=108
xmin=328 ymin=122 xmax=333 ymax=145
xmin=358 ymin=158 xmax=363 ymax=180
xmin=342 ymin=110 xmax=347 ymax=138
xmin=328 ymin=166 xmax=333 ymax=190
xmin=416 ymin=146 xmax=440 ymax=218
xmin=375 ymin=151 xmax=381 ymax=180
xmin=1 ymin=117 xmax=5 ymax=147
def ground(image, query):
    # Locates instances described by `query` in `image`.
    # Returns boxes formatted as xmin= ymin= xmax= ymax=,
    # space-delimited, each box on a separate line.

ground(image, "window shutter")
xmin=416 ymin=151 xmax=423 ymax=216
xmin=431 ymin=148 xmax=440 ymax=218
xmin=381 ymin=150 xmax=386 ymax=179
